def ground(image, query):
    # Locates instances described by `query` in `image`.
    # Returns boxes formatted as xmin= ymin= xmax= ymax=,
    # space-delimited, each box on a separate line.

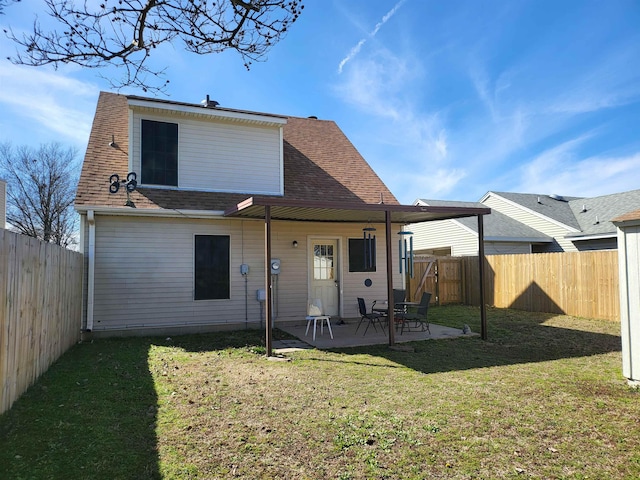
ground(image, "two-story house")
xmin=75 ymin=92 xmax=489 ymax=337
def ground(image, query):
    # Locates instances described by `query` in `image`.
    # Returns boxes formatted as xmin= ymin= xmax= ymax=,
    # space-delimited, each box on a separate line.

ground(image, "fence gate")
xmin=407 ymin=256 xmax=463 ymax=305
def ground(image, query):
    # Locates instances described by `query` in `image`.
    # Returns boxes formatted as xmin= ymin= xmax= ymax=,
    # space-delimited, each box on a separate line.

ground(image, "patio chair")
xmin=393 ymin=289 xmax=406 ymax=304
xmin=398 ymin=292 xmax=431 ymax=335
xmin=392 ymin=288 xmax=407 ymax=316
xmin=356 ymin=297 xmax=387 ymax=336
xmin=305 ymin=299 xmax=333 ymax=341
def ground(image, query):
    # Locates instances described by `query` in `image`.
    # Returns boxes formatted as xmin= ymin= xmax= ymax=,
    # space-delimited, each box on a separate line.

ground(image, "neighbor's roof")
xmin=566 ymin=189 xmax=640 ymax=238
xmin=75 ymin=92 xmax=399 ymax=212
xmin=486 ymin=192 xmax=583 ymax=230
xmin=416 ymin=199 xmax=552 ymax=242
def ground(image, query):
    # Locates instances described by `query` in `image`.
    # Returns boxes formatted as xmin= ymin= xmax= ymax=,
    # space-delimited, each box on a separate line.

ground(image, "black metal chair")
xmin=398 ymin=292 xmax=431 ymax=335
xmin=356 ymin=297 xmax=386 ymax=336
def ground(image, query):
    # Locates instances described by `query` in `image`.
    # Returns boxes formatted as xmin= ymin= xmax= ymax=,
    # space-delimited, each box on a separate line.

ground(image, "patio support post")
xmin=385 ymin=210 xmax=396 ymax=345
xmin=265 ymin=205 xmax=273 ymax=356
xmin=477 ymin=214 xmax=487 ymax=340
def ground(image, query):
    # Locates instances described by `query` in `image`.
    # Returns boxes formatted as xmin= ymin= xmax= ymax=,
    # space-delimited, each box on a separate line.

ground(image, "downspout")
xmin=86 ymin=210 xmax=96 ymax=331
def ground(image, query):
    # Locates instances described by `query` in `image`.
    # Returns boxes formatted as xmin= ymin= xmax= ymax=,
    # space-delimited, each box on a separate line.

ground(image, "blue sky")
xmin=1 ymin=0 xmax=639 ymax=205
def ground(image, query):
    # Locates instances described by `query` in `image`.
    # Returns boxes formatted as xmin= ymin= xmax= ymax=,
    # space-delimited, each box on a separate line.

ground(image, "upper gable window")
xmin=141 ymin=119 xmax=178 ymax=187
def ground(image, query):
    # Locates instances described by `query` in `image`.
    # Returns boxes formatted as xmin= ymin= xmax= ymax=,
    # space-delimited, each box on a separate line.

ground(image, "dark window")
xmin=195 ymin=235 xmax=230 ymax=300
xmin=141 ymin=119 xmax=178 ymax=186
xmin=349 ymin=238 xmax=376 ymax=272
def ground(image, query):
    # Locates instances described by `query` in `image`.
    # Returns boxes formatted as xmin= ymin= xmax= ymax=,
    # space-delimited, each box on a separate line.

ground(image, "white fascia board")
xmin=484 ymin=192 xmax=580 ymax=233
xmin=127 ymin=99 xmax=288 ymax=127
xmin=75 ymin=205 xmax=228 ymax=219
xmin=484 ymin=236 xmax=553 ymax=243
xmin=137 ymin=184 xmax=282 ymax=196
xmin=565 ymin=232 xmax=616 ymax=241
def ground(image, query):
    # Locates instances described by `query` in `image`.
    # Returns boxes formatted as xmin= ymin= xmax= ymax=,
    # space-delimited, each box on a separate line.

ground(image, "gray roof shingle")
xmin=417 ymin=199 xmax=552 ymax=241
xmin=75 ymin=92 xmax=399 ymax=212
xmin=567 ymin=189 xmax=640 ymax=237
xmin=489 ymin=192 xmax=583 ymax=230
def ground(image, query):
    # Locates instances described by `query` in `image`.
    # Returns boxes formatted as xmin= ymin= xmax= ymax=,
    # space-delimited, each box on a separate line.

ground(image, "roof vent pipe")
xmin=582 ymin=204 xmax=587 ymax=213
xmin=537 ymin=196 xmax=542 ymax=204
xmin=201 ymin=95 xmax=219 ymax=108
xmin=595 ymin=215 xmax=599 ymax=225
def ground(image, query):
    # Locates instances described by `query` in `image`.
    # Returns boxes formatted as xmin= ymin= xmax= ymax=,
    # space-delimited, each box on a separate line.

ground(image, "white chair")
xmin=305 ymin=299 xmax=333 ymax=341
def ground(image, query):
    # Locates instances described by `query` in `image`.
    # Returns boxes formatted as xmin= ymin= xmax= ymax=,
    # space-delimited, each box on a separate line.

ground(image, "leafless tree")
xmin=0 ymin=143 xmax=78 ymax=247
xmin=5 ymin=0 xmax=304 ymax=93
xmin=0 ymin=0 xmax=20 ymax=15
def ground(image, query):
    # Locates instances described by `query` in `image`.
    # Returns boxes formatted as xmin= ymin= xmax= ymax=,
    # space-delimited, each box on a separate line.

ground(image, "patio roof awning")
xmin=224 ymin=196 xmax=491 ymax=223
xmin=224 ymin=196 xmax=491 ymax=356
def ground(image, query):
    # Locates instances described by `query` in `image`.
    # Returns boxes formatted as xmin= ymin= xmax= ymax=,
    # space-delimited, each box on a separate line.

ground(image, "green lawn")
xmin=1 ymin=306 xmax=638 ymax=479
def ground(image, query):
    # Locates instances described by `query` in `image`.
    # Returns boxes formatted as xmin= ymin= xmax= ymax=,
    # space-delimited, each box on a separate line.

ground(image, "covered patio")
xmin=224 ymin=197 xmax=490 ymax=356
xmin=277 ymin=318 xmax=478 ymax=350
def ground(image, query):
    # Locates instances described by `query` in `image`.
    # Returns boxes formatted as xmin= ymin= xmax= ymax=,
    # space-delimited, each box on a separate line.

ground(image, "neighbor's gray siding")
xmin=484 ymin=242 xmax=531 ymax=255
xmin=572 ymin=237 xmax=617 ymax=251
xmin=131 ymin=111 xmax=282 ymax=195
xmin=483 ymin=195 xmax=576 ymax=252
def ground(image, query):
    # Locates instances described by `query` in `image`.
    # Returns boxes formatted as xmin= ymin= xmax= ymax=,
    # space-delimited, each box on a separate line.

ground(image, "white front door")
xmin=310 ymin=240 xmax=340 ymax=316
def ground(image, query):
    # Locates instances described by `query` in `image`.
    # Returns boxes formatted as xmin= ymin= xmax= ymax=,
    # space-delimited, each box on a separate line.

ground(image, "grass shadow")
xmin=0 ymin=330 xmax=267 ymax=480
xmin=0 ymin=337 xmax=160 ymax=479
xmin=321 ymin=306 xmax=622 ymax=375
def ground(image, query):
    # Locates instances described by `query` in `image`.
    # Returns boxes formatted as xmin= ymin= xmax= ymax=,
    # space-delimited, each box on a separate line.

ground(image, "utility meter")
xmin=271 ymin=258 xmax=281 ymax=275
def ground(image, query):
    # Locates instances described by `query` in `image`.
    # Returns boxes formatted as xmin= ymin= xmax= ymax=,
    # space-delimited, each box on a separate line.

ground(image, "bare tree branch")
xmin=5 ymin=0 xmax=304 ymax=93
xmin=0 ymin=142 xmax=78 ymax=247
xmin=0 ymin=0 xmax=20 ymax=15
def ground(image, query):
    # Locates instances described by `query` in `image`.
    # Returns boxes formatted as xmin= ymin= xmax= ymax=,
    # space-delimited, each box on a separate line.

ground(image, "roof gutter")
xmin=484 ymin=236 xmax=554 ymax=243
xmin=564 ymin=232 xmax=616 ymax=241
xmin=75 ymin=205 xmax=228 ymax=219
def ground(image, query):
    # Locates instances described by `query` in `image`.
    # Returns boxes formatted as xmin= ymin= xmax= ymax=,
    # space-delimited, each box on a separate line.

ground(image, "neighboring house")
xmin=411 ymin=199 xmax=553 ymax=256
xmin=410 ymin=190 xmax=640 ymax=256
xmin=75 ymin=92 xmax=488 ymax=336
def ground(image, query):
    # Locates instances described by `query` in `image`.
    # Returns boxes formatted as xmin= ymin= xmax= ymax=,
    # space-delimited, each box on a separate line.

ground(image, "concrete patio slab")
xmin=276 ymin=318 xmax=477 ymax=350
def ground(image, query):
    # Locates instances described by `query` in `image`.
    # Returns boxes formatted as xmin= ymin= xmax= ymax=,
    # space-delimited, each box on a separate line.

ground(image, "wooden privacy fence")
xmin=0 ymin=230 xmax=83 ymax=414
xmin=409 ymin=251 xmax=620 ymax=321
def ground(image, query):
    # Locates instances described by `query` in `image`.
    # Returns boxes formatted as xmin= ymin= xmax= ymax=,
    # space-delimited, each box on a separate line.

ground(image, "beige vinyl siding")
xmin=483 ymin=195 xmax=577 ymax=252
xmin=409 ymin=219 xmax=479 ymax=256
xmin=87 ymin=215 xmax=402 ymax=332
xmin=131 ymin=111 xmax=282 ymax=194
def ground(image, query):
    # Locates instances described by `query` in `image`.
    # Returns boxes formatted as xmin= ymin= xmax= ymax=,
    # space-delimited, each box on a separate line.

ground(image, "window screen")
xmin=141 ymin=119 xmax=178 ymax=186
xmin=194 ymin=235 xmax=230 ymax=300
xmin=349 ymin=238 xmax=376 ymax=272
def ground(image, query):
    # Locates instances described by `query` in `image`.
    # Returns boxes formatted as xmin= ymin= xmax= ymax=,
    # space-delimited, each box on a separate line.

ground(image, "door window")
xmin=313 ymin=244 xmax=334 ymax=280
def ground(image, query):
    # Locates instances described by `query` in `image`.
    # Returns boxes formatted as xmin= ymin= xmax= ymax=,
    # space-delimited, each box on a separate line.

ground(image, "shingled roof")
xmin=417 ymin=199 xmax=552 ymax=242
xmin=75 ymin=92 xmax=398 ymax=212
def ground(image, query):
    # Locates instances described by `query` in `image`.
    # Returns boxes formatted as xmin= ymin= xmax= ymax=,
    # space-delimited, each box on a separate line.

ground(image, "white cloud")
xmin=512 ymin=137 xmax=640 ymax=197
xmin=0 ymin=64 xmax=98 ymax=147
xmin=338 ymin=0 xmax=407 ymax=74
xmin=395 ymin=167 xmax=467 ymax=203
